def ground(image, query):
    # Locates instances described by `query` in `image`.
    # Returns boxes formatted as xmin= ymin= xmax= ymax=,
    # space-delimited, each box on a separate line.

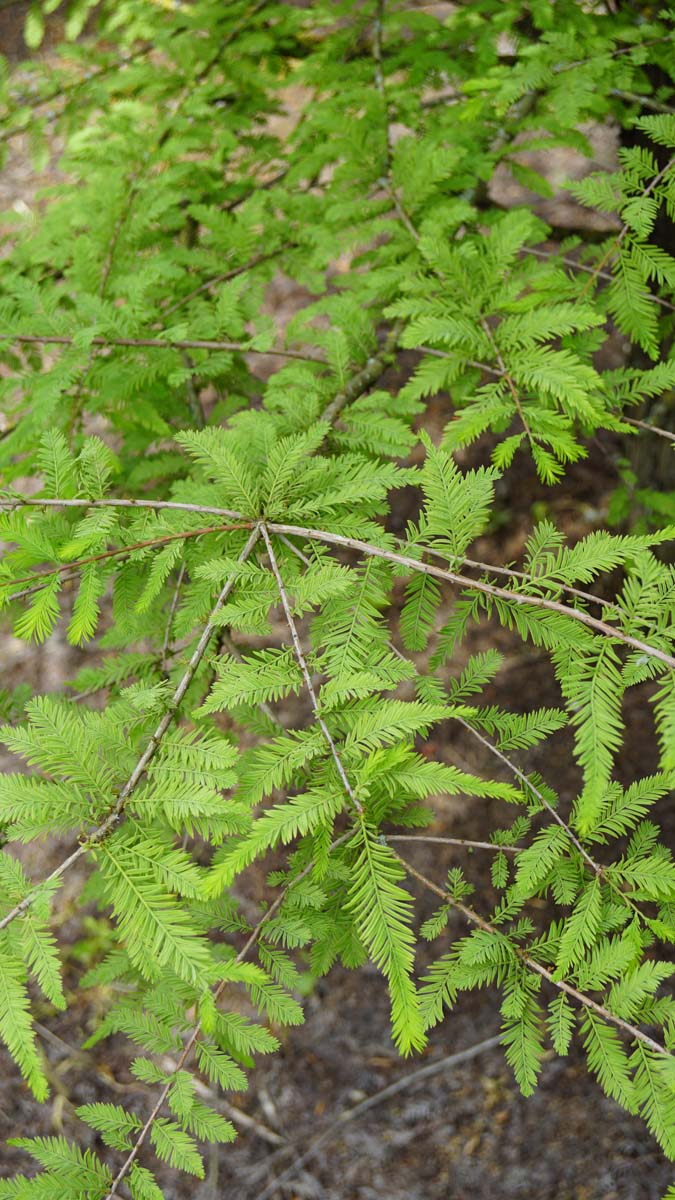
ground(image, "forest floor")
xmin=0 ymin=20 xmax=673 ymax=1199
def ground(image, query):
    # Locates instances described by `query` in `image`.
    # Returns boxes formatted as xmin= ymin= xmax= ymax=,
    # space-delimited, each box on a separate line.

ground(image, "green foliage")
xmin=1 ymin=1 xmax=675 ymax=1196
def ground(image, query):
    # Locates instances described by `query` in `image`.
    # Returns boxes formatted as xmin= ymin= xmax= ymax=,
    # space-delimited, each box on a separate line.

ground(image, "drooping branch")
xmin=0 ymin=525 xmax=262 ymax=933
xmin=2 ymin=497 xmax=673 ymax=668
xmin=394 ymin=849 xmax=671 ymax=1059
xmin=102 ymin=831 xmax=351 ymax=1200
xmin=385 ymin=834 xmax=520 ymax=854
xmin=265 ymin=522 xmax=675 ymax=670
xmin=578 ymin=154 xmax=675 ymax=298
xmin=260 ymin=522 xmax=364 ymax=815
xmin=2 ymin=522 xmax=246 ymax=597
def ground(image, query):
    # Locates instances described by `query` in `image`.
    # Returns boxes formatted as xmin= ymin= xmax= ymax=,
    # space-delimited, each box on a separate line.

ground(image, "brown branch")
xmin=385 ymin=834 xmax=520 ymax=854
xmin=579 ymin=155 xmax=675 ymax=299
xmin=621 ymin=414 xmax=675 ymax=442
xmin=0 ymin=332 xmax=323 ymax=363
xmin=264 ymin=522 xmax=675 ymax=670
xmin=161 ymin=244 xmax=297 ymax=320
xmin=522 ymin=246 xmax=675 ymax=313
xmin=319 ymin=323 xmax=401 ymax=426
xmin=160 ymin=563 xmax=187 ymax=675
xmin=3 ymin=498 xmax=672 ymax=668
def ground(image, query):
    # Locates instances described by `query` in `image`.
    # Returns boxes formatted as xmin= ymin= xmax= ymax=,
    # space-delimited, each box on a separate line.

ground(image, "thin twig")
xmin=522 ymin=246 xmax=675 ymax=313
xmin=480 ymin=317 xmax=534 ymax=443
xmin=260 ymin=523 xmax=364 ymax=815
xmin=385 ymin=834 xmax=520 ymax=854
xmin=452 ymin=715 xmax=600 ymax=876
xmin=217 ymin=629 xmax=282 ymax=728
xmin=2 ymin=498 xmax=673 ymax=668
xmin=2 ymin=523 xmax=245 ymax=595
xmin=0 ymin=332 xmax=323 ymax=363
xmin=621 ymin=414 xmax=675 ymax=442
xmin=319 ymin=323 xmax=401 ymax=426
xmin=160 ymin=563 xmax=186 ymax=674
xmin=264 ymin=522 xmax=675 ymax=671
xmin=578 ymin=155 xmax=675 ymax=298
xmin=161 ymin=245 xmax=297 ymax=320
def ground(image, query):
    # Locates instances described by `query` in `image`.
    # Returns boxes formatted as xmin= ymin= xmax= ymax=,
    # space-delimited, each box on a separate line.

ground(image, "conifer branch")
xmin=160 ymin=563 xmax=186 ymax=674
xmin=103 ymin=832 xmax=351 ymax=1199
xmin=0 ymin=332 xmax=323 ymax=363
xmin=579 ymin=154 xmax=675 ymax=298
xmin=318 ymin=323 xmax=401 ymax=426
xmin=260 ymin=522 xmax=364 ymax=815
xmin=265 ymin=523 xmax=675 ymax=670
xmin=0 ymin=493 xmax=621 ymax=615
xmin=0 ymin=525 xmax=262 ymax=932
xmin=394 ymin=850 xmax=671 ymax=1058
xmin=522 ymin=246 xmax=675 ymax=313
xmin=2 ymin=523 xmax=246 ymax=595
xmin=2 ymin=498 xmax=671 ymax=666
xmin=621 ymin=414 xmax=675 ymax=442
xmin=452 ymin=715 xmax=602 ymax=877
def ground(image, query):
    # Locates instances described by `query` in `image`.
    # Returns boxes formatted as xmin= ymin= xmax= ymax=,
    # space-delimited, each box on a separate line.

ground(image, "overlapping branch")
xmin=2 ymin=497 xmax=673 ymax=667
xmin=0 ymin=524 xmax=261 ymax=932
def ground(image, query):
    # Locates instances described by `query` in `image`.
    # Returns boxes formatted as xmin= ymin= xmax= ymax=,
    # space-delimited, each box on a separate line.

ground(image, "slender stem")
xmin=260 ymin=523 xmax=364 ymax=815
xmin=160 ymin=563 xmax=186 ymax=674
xmin=578 ymin=155 xmax=675 ymax=298
xmin=385 ymin=834 xmax=520 ymax=854
xmin=161 ymin=244 xmax=296 ymax=320
xmin=522 ymin=246 xmax=675 ymax=313
xmin=1 ymin=493 xmax=622 ymax=615
xmin=1 ymin=332 xmax=323 ymax=363
xmin=621 ymin=414 xmax=675 ymax=442
xmin=480 ymin=317 xmax=534 ymax=443
xmin=2 ymin=523 xmax=245 ymax=594
xmin=319 ymin=323 xmax=401 ymax=426
xmin=452 ymin=716 xmax=601 ymax=876
xmin=2 ymin=498 xmax=673 ymax=668
xmin=264 ymin=522 xmax=675 ymax=670
xmin=453 ymin=715 xmax=646 ymax=924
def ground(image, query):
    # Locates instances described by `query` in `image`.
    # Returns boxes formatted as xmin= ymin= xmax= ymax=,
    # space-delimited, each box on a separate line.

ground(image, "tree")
xmin=1 ymin=2 xmax=675 ymax=1195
